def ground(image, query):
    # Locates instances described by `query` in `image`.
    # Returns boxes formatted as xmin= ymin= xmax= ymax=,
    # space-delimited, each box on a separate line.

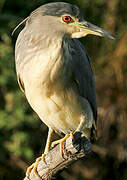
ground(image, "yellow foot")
xmin=51 ymin=132 xmax=74 ymax=155
xmin=26 ymin=154 xmax=46 ymax=180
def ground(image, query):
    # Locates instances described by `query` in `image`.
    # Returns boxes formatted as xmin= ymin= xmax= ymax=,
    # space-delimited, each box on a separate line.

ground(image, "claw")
xmin=51 ymin=131 xmax=74 ymax=155
xmin=26 ymin=163 xmax=35 ymax=177
xmin=26 ymin=154 xmax=47 ymax=180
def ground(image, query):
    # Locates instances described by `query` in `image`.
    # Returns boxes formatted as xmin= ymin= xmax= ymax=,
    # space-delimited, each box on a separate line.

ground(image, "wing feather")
xmin=71 ymin=39 xmax=97 ymax=122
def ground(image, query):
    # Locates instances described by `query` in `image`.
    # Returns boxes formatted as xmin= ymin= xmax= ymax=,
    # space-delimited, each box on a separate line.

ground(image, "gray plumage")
xmin=15 ymin=4 xmax=113 ymax=173
xmin=31 ymin=2 xmax=83 ymax=19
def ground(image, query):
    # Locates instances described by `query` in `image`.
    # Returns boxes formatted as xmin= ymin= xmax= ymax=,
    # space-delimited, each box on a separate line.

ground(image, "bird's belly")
xmin=25 ymin=86 xmax=84 ymax=134
xmin=45 ymin=95 xmax=83 ymax=134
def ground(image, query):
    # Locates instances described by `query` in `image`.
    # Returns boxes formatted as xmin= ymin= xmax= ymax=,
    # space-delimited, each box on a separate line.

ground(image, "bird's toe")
xmin=52 ymin=132 xmax=74 ymax=155
xmin=26 ymin=153 xmax=47 ymax=180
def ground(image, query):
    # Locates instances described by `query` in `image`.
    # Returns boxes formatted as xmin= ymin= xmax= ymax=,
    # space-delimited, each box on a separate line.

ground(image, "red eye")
xmin=62 ymin=16 xmax=71 ymax=23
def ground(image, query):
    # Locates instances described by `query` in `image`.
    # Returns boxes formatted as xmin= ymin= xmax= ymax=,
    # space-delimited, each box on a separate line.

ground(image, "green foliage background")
xmin=0 ymin=0 xmax=127 ymax=179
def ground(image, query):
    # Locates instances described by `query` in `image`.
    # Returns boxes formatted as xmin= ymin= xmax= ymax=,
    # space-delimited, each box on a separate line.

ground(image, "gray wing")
xmin=71 ymin=38 xmax=97 ymax=122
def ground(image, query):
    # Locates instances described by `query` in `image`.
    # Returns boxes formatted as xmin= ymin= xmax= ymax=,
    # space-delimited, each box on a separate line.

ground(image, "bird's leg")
xmin=26 ymin=127 xmax=54 ymax=179
xmin=42 ymin=127 xmax=54 ymax=161
xmin=51 ymin=131 xmax=74 ymax=155
xmin=76 ymin=116 xmax=86 ymax=132
xmin=75 ymin=115 xmax=92 ymax=139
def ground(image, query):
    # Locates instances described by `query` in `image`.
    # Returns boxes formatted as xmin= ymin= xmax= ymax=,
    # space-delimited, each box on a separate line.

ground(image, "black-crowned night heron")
xmin=14 ymin=2 xmax=113 ymax=179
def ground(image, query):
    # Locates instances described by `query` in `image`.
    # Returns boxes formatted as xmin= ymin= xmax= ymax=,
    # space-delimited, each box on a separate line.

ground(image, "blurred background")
xmin=0 ymin=0 xmax=127 ymax=179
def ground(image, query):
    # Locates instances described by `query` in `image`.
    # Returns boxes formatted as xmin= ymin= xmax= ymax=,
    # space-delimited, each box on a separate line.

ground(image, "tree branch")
xmin=24 ymin=132 xmax=92 ymax=180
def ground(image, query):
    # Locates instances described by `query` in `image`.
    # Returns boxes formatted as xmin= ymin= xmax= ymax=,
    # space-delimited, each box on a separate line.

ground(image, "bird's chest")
xmin=22 ymin=37 xmax=82 ymax=134
xmin=23 ymin=39 xmax=73 ymax=96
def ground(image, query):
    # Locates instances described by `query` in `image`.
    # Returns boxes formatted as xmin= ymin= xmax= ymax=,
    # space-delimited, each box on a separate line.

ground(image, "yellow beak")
xmin=71 ymin=20 xmax=114 ymax=39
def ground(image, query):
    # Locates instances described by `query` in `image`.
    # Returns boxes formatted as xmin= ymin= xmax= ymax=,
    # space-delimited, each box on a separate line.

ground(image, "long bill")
xmin=71 ymin=20 xmax=114 ymax=39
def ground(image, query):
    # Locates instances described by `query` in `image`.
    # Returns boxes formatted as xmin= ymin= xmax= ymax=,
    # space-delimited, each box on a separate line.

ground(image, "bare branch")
xmin=24 ymin=132 xmax=92 ymax=180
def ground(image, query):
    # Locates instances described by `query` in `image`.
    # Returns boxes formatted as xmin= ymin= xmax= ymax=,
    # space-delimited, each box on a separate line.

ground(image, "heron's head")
xmin=22 ymin=2 xmax=114 ymax=39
